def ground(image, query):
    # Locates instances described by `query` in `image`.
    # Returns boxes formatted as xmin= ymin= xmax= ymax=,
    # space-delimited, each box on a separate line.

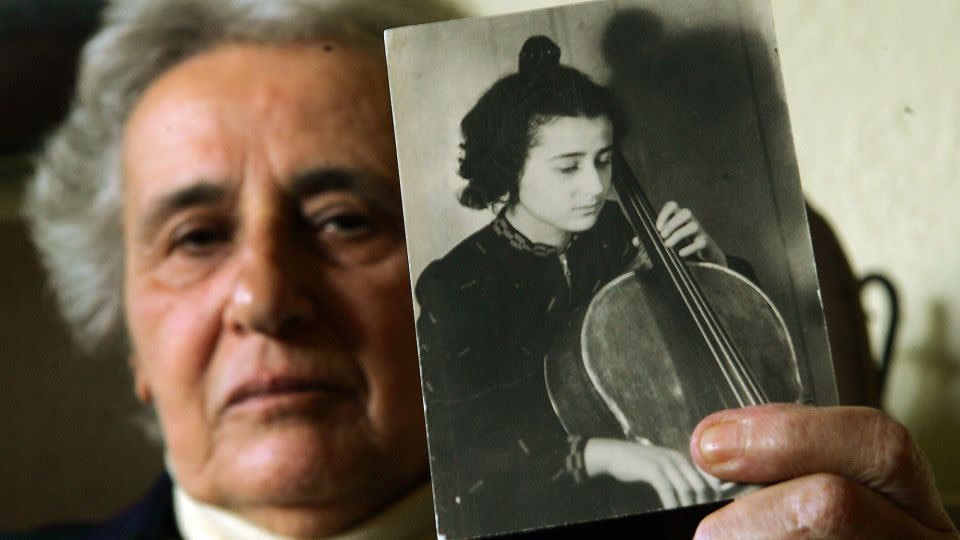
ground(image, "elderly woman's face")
xmin=121 ymin=42 xmax=426 ymax=528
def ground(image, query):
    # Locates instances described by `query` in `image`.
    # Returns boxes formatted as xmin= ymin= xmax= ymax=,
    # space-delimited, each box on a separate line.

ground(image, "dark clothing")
xmin=416 ymin=203 xmax=662 ymax=537
xmin=4 ymin=473 xmax=180 ymax=540
xmin=2 ymin=471 xmax=723 ymax=540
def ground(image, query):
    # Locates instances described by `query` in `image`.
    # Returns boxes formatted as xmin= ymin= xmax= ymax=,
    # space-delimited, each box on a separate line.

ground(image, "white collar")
xmin=172 ymin=480 xmax=436 ymax=540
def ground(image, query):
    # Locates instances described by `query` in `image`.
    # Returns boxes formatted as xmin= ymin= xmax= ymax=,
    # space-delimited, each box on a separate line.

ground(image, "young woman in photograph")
xmin=414 ymin=36 xmax=751 ymax=535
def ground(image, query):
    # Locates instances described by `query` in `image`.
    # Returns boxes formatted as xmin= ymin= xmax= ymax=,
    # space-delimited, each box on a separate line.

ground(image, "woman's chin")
xmin=204 ymin=420 xmax=383 ymax=507
xmin=564 ymin=213 xmax=602 ymax=233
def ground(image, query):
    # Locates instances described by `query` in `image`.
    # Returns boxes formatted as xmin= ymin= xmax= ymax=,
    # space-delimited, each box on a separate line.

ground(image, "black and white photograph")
xmin=387 ymin=0 xmax=837 ymax=537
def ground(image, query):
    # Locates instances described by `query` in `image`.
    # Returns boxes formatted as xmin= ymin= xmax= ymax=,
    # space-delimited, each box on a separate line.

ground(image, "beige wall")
xmin=772 ymin=0 xmax=960 ymax=504
xmin=452 ymin=0 xmax=960 ymax=502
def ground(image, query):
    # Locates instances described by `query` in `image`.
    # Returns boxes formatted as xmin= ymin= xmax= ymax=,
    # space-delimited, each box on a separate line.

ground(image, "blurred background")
xmin=0 ymin=0 xmax=957 ymax=531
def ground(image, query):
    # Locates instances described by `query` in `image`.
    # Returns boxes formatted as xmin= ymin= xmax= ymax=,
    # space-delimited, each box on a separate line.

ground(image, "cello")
xmin=544 ymin=153 xmax=803 ymax=479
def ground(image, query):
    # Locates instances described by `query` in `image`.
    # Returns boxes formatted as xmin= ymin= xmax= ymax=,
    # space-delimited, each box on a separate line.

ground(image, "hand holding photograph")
xmin=386 ymin=1 xmax=837 ymax=537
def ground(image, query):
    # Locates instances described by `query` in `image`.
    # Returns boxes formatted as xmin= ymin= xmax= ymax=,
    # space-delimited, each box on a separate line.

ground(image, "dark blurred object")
xmin=0 ymin=220 xmax=163 ymax=531
xmin=0 ymin=0 xmax=105 ymax=155
xmin=859 ymin=273 xmax=900 ymax=393
xmin=808 ymin=206 xmax=884 ymax=407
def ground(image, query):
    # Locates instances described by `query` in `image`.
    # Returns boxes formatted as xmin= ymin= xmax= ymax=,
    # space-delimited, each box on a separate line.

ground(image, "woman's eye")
xmin=596 ymin=153 xmax=613 ymax=167
xmin=558 ymin=164 xmax=580 ymax=174
xmin=172 ymin=226 xmax=229 ymax=256
xmin=314 ymin=212 xmax=374 ymax=238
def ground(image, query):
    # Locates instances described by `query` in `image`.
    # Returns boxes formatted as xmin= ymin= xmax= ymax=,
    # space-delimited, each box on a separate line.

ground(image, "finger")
xmin=678 ymin=235 xmax=708 ymax=258
xmin=663 ymin=221 xmax=698 ymax=248
xmin=648 ymin=474 xmax=680 ymax=510
xmin=632 ymin=236 xmax=640 ymax=247
xmin=690 ymin=404 xmax=956 ymax=533
xmin=656 ymin=200 xmax=680 ymax=231
xmin=659 ymin=456 xmax=696 ymax=507
xmin=660 ymin=207 xmax=693 ymax=238
xmin=695 ymin=461 xmax=726 ymax=493
xmin=669 ymin=452 xmax=711 ymax=504
xmin=694 ymin=473 xmax=958 ymax=540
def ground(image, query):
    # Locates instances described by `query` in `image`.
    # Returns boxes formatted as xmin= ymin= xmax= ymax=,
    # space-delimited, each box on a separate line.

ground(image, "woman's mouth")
xmin=223 ymin=376 xmax=356 ymax=419
xmin=573 ymin=201 xmax=604 ymax=213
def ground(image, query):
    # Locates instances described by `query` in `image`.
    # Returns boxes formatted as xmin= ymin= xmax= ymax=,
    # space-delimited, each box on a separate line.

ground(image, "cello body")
xmin=543 ymin=148 xmax=804 ymax=455
xmin=545 ymin=260 xmax=802 ymax=452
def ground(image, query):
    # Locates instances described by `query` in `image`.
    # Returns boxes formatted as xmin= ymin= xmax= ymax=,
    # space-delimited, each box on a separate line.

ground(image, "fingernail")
xmin=699 ymin=421 xmax=744 ymax=465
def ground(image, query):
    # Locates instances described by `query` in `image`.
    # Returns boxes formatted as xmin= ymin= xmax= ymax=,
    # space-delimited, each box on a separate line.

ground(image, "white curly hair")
xmin=24 ymin=0 xmax=461 ymax=354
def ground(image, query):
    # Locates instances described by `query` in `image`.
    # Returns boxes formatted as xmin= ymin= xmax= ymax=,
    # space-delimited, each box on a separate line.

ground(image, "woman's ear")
xmin=128 ymin=355 xmax=152 ymax=403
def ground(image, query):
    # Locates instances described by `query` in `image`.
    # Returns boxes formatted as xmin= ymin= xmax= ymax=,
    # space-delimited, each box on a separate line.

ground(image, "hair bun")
xmin=519 ymin=35 xmax=561 ymax=74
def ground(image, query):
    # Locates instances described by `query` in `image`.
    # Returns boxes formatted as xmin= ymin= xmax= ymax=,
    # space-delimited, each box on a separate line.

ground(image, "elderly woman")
xmin=20 ymin=0 xmax=959 ymax=539
xmin=25 ymin=1 xmax=456 ymax=538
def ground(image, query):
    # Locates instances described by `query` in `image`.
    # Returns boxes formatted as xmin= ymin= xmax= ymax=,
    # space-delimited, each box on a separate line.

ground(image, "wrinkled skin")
xmin=122 ymin=42 xmax=426 ymax=537
xmin=691 ymin=404 xmax=959 ymax=539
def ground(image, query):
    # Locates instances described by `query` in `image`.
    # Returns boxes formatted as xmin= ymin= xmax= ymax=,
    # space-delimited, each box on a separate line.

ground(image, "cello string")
xmin=639 ymin=192 xmax=767 ymax=405
xmin=612 ymin=172 xmax=715 ymax=352
xmin=615 ymin=175 xmax=748 ymax=407
xmin=623 ymin=188 xmax=752 ymax=407
xmin=671 ymin=251 xmax=767 ymax=404
xmin=612 ymin=157 xmax=766 ymax=404
xmin=652 ymin=210 xmax=765 ymax=405
xmin=616 ymin=162 xmax=768 ymax=406
xmin=630 ymin=192 xmax=754 ymax=406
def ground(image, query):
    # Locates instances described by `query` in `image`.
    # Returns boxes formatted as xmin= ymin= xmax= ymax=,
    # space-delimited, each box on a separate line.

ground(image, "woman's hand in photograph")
xmin=656 ymin=201 xmax=727 ymax=266
xmin=584 ymin=437 xmax=717 ymax=508
xmin=690 ymin=404 xmax=960 ymax=539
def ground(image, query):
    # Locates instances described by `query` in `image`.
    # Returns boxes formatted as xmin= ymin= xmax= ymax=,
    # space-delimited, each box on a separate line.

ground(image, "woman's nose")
xmin=578 ymin=165 xmax=607 ymax=198
xmin=224 ymin=228 xmax=314 ymax=339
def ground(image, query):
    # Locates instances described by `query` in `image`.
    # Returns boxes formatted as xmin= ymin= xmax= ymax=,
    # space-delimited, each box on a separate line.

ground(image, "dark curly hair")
xmin=457 ymin=35 xmax=626 ymax=210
